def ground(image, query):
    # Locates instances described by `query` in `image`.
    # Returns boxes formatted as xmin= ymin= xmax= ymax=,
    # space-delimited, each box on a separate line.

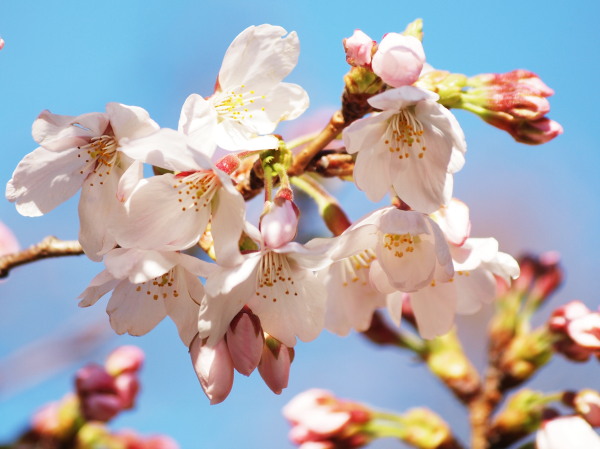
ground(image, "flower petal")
xmin=106 ymin=103 xmax=159 ymax=141
xmin=409 ymin=281 xmax=457 ymax=339
xmin=32 ymin=110 xmax=108 ymax=151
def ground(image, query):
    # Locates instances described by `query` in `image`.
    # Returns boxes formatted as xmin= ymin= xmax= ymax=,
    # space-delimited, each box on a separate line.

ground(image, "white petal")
xmin=409 ymin=281 xmax=457 ymax=339
xmin=178 ymin=94 xmax=218 ymax=158
xmin=78 ymin=169 xmax=122 ymax=261
xmin=77 ymin=270 xmax=119 ymax=307
xmin=116 ymin=160 xmax=143 ymax=202
xmin=32 ymin=110 xmax=109 ymax=151
xmin=104 ymin=248 xmax=178 ymax=284
xmin=454 ymin=267 xmax=497 ymax=315
xmin=106 ymin=103 xmax=159 ymax=141
xmin=215 ymin=118 xmax=279 ymax=152
xmin=218 ymin=25 xmax=300 ymax=92
xmin=342 ymin=111 xmax=394 ymax=155
xmin=107 ymin=281 xmax=168 ymax=336
xmin=118 ymin=128 xmax=207 ymax=172
xmin=211 ymin=178 xmax=246 ymax=267
xmin=113 ymin=173 xmax=212 ymax=251
xmin=368 ymin=86 xmax=438 ymax=111
xmin=385 ymin=291 xmax=406 ymax=327
xmin=6 ymin=146 xmax=90 ymax=217
xmin=354 ymin=144 xmax=392 ymax=203
xmin=430 ymin=198 xmax=471 ymax=246
xmin=329 ymin=224 xmax=379 ymax=260
xmin=165 ymin=269 xmax=203 ymax=346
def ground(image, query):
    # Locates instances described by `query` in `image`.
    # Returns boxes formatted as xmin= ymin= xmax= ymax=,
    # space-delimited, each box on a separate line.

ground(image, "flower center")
xmin=212 ymin=84 xmax=266 ymax=121
xmin=173 ymin=171 xmax=219 ymax=213
xmin=382 ymin=233 xmax=420 ymax=259
xmin=255 ymin=251 xmax=298 ymax=303
xmin=135 ymin=269 xmax=180 ymax=301
xmin=385 ymin=109 xmax=427 ymax=160
xmin=341 ymin=249 xmax=376 ymax=287
xmin=77 ymin=135 xmax=119 ymax=185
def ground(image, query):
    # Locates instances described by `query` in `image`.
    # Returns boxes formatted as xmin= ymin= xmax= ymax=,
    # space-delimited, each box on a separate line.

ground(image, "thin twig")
xmin=0 ymin=236 xmax=83 ymax=278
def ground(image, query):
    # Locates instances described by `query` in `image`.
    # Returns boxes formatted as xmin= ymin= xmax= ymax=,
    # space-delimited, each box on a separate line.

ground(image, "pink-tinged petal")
xmin=6 ymin=146 xmax=90 ymax=216
xmin=330 ymin=224 xmax=379 ymax=261
xmin=354 ymin=144 xmax=392 ymax=203
xmin=78 ymin=270 xmax=120 ymax=307
xmin=431 ymin=198 xmax=471 ymax=246
xmin=409 ymin=281 xmax=457 ymax=339
xmin=104 ymin=248 xmax=178 ymax=284
xmin=116 ymin=160 xmax=143 ymax=202
xmin=113 ymin=173 xmax=212 ymax=252
xmin=368 ymin=86 xmax=438 ymax=111
xmin=250 ymin=263 xmax=326 ymax=346
xmin=189 ymin=337 xmax=234 ymax=405
xmin=106 ymin=103 xmax=159 ymax=141
xmin=322 ymin=257 xmax=385 ymax=336
xmin=369 ymin=259 xmax=396 ymax=294
xmin=385 ymin=291 xmax=406 ymax=327
xmin=226 ymin=311 xmax=264 ymax=375
xmin=200 ymin=257 xmax=261 ymax=346
xmin=454 ymin=267 xmax=496 ymax=314
xmin=372 ymin=34 xmax=425 ymax=88
xmin=0 ymin=221 xmax=19 ymax=256
xmin=166 ymin=271 xmax=203 ymax=346
xmin=537 ymin=416 xmax=600 ymax=449
xmin=452 ymin=238 xmax=499 ymax=270
xmin=344 ymin=29 xmax=374 ymax=67
xmin=258 ymin=339 xmax=292 ymax=394
xmin=260 ymin=198 xmax=299 ymax=249
xmin=277 ymin=240 xmax=334 ymax=271
xmin=218 ymin=24 xmax=300 ymax=92
xmin=568 ymin=314 xmax=600 ymax=349
xmin=173 ymin=252 xmax=216 ymax=280
xmin=342 ymin=111 xmax=394 ymax=155
xmin=178 ymin=94 xmax=218 ymax=158
xmin=211 ymin=177 xmax=246 ymax=267
xmin=32 ymin=110 xmax=109 ymax=151
xmin=78 ymin=169 xmax=122 ymax=261
xmin=415 ymin=100 xmax=466 ymax=174
xmin=215 ymin=118 xmax=279 ymax=152
xmin=118 ymin=128 xmax=206 ymax=172
xmin=241 ymin=82 xmax=309 ymax=134
xmin=107 ymin=280 xmax=168 ymax=336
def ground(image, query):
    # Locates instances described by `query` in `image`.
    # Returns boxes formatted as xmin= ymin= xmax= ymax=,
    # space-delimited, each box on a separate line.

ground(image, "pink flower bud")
xmin=75 ymin=364 xmax=115 ymax=395
xmin=0 ymin=38 xmax=4 ymax=51
xmin=189 ymin=337 xmax=234 ymax=405
xmin=509 ymin=118 xmax=563 ymax=145
xmin=226 ymin=309 xmax=264 ymax=376
xmin=260 ymin=197 xmax=300 ymax=249
xmin=215 ymin=154 xmax=241 ymax=174
xmin=568 ymin=313 xmax=600 ymax=349
xmin=574 ymin=390 xmax=600 ymax=427
xmin=258 ymin=336 xmax=293 ymax=394
xmin=371 ymin=33 xmax=425 ymax=88
xmin=344 ymin=30 xmax=374 ymax=67
xmin=283 ymin=389 xmax=372 ymax=448
xmin=81 ymin=393 xmax=123 ymax=422
xmin=114 ymin=372 xmax=140 ymax=410
xmin=105 ymin=345 xmax=145 ymax=376
xmin=548 ymin=300 xmax=590 ymax=333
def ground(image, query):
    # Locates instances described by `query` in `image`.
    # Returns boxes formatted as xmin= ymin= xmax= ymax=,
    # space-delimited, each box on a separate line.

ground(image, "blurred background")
xmin=0 ymin=1 xmax=598 ymax=447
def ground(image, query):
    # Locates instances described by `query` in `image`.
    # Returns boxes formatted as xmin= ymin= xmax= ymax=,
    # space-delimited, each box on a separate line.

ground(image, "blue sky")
xmin=1 ymin=1 xmax=599 ymax=448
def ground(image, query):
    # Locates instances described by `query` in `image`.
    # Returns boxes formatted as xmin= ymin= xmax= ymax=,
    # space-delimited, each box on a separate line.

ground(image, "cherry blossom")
xmin=78 ymin=248 xmax=213 ymax=346
xmin=536 ymin=416 xmax=600 ymax=449
xmin=204 ymin=24 xmax=309 ymax=151
xmin=6 ymin=104 xmax=159 ymax=260
xmin=371 ymin=33 xmax=425 ymax=88
xmin=343 ymin=30 xmax=374 ymax=67
xmin=343 ymin=86 xmax=466 ymax=213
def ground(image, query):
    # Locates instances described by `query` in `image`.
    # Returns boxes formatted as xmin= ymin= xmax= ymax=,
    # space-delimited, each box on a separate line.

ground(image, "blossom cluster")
xmin=6 ymin=21 xmax=556 ymax=403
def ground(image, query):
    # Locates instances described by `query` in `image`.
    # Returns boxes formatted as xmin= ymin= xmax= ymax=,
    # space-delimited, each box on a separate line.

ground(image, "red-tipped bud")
xmin=81 ymin=393 xmax=123 ymax=422
xmin=372 ymin=33 xmax=424 ymax=88
xmin=573 ymin=390 xmax=600 ymax=427
xmin=258 ymin=336 xmax=293 ymax=394
xmin=189 ymin=337 xmax=234 ymax=405
xmin=114 ymin=373 xmax=140 ymax=410
xmin=344 ymin=30 xmax=375 ymax=68
xmin=75 ymin=364 xmax=115 ymax=395
xmin=227 ymin=309 xmax=264 ymax=376
xmin=508 ymin=118 xmax=564 ymax=145
xmin=105 ymin=345 xmax=144 ymax=376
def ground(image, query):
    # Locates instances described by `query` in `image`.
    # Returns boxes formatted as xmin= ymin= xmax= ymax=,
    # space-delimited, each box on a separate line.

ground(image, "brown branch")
xmin=0 ymin=236 xmax=83 ymax=278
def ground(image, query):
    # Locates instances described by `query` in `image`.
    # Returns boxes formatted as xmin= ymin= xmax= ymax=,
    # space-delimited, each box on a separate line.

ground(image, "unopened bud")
xmin=75 ymin=364 xmax=115 ymax=395
xmin=414 ymin=70 xmax=468 ymax=108
xmin=258 ymin=336 xmax=293 ymax=394
xmin=260 ymin=197 xmax=299 ymax=249
xmin=500 ymin=329 xmax=554 ymax=388
xmin=81 ymin=393 xmax=123 ymax=422
xmin=344 ymin=29 xmax=375 ymax=67
xmin=105 ymin=345 xmax=144 ymax=376
xmin=402 ymin=18 xmax=423 ymax=41
xmin=507 ymin=118 xmax=563 ymax=145
xmin=372 ymin=33 xmax=425 ymax=88
xmin=400 ymin=408 xmax=454 ymax=449
xmin=189 ymin=336 xmax=234 ymax=405
xmin=571 ymin=390 xmax=600 ymax=427
xmin=113 ymin=373 xmax=140 ymax=410
xmin=0 ymin=38 xmax=4 ymax=51
xmin=226 ymin=309 xmax=264 ymax=376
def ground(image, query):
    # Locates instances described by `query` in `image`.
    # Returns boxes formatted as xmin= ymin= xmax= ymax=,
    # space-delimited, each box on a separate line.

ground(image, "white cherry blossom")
xmin=207 ymin=24 xmax=309 ymax=151
xmin=78 ymin=248 xmax=213 ymax=346
xmin=199 ymin=223 xmax=333 ymax=348
xmin=343 ymin=86 xmax=466 ymax=213
xmin=6 ymin=104 xmax=159 ymax=261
